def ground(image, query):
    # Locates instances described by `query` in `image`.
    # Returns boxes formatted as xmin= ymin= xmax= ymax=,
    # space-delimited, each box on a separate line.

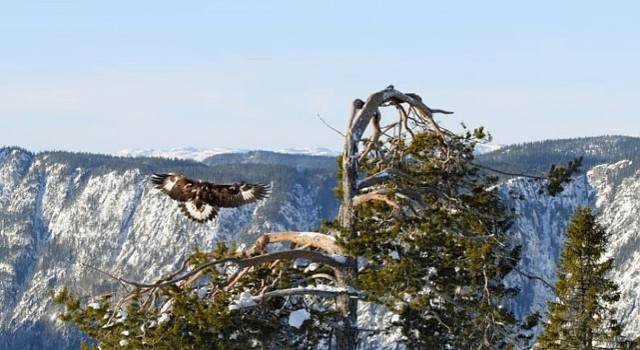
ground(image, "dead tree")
xmin=335 ymin=86 xmax=453 ymax=349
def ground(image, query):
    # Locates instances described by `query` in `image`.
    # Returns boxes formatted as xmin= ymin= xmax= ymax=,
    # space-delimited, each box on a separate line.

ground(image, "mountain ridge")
xmin=114 ymin=146 xmax=340 ymax=162
xmin=0 ymin=147 xmax=339 ymax=349
xmin=2 ymin=135 xmax=640 ymax=348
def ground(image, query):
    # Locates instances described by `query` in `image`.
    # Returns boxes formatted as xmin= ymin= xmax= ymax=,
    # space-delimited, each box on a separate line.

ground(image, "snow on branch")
xmin=256 ymin=285 xmax=365 ymax=302
xmin=86 ymin=230 xmax=344 ymax=291
xmin=114 ymin=249 xmax=348 ymax=289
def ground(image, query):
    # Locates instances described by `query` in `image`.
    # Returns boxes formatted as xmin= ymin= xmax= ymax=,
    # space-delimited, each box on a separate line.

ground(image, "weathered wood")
xmin=335 ymin=86 xmax=452 ymax=350
xmin=116 ymin=249 xmax=347 ymax=289
xmin=251 ymin=231 xmax=340 ymax=255
xmin=98 ymin=86 xmax=453 ymax=350
xmin=352 ymin=190 xmax=400 ymax=209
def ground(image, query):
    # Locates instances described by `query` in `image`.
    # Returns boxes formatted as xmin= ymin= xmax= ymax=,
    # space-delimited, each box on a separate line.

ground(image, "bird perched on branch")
xmin=150 ymin=173 xmax=271 ymax=223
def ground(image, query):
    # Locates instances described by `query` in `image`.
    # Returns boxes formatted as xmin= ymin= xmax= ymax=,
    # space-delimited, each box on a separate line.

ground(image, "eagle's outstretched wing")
xmin=213 ymin=183 xmax=271 ymax=208
xmin=151 ymin=173 xmax=270 ymax=223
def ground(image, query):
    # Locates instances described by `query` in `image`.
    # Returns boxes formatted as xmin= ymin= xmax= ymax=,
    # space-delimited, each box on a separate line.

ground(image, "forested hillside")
xmin=0 ymin=147 xmax=339 ymax=349
xmin=3 ymin=135 xmax=640 ymax=348
xmin=477 ymin=135 xmax=640 ymax=177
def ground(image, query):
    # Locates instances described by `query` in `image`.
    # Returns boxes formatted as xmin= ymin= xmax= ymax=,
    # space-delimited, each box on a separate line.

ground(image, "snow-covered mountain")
xmin=482 ymin=136 xmax=640 ymax=340
xmin=0 ymin=148 xmax=339 ymax=349
xmin=589 ymin=159 xmax=640 ymax=334
xmin=273 ymin=147 xmax=340 ymax=157
xmin=473 ymin=142 xmax=503 ymax=155
xmin=3 ymin=136 xmax=640 ymax=348
xmin=115 ymin=147 xmax=340 ymax=162
xmin=114 ymin=147 xmax=246 ymax=162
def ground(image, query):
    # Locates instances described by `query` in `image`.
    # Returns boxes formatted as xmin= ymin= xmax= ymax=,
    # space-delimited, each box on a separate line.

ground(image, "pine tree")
xmin=537 ymin=207 xmax=627 ymax=349
xmin=52 ymin=87 xmax=581 ymax=349
xmin=336 ymin=129 xmax=525 ymax=349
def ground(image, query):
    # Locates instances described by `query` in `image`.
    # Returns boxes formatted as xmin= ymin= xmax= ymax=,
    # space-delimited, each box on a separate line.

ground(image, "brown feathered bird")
xmin=150 ymin=173 xmax=271 ymax=223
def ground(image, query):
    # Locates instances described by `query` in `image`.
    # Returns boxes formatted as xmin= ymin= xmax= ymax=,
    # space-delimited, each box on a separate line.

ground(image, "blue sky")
xmin=1 ymin=1 xmax=639 ymax=154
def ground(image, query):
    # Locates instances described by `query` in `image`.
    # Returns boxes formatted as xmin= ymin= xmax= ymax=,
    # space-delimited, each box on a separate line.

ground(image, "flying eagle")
xmin=150 ymin=173 xmax=271 ymax=223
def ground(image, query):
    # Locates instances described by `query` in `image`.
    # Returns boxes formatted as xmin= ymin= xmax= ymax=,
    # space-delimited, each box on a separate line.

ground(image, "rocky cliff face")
xmin=589 ymin=160 xmax=640 ymax=336
xmin=0 ymin=148 xmax=338 ymax=349
xmin=501 ymin=173 xmax=595 ymax=321
xmin=2 ymin=137 xmax=640 ymax=348
xmin=495 ymin=143 xmax=640 ymax=340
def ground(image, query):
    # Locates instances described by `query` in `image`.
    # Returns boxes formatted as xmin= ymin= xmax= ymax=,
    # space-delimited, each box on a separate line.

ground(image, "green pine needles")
xmin=337 ymin=130 xmax=524 ymax=349
xmin=50 ymin=87 xmax=594 ymax=349
xmin=538 ymin=207 xmax=632 ymax=349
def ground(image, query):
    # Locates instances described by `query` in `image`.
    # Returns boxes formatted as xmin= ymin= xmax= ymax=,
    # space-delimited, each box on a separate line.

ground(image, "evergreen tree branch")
xmin=510 ymin=264 xmax=558 ymax=295
xmin=316 ymin=113 xmax=346 ymax=138
xmin=111 ymin=250 xmax=347 ymax=289
xmin=296 ymin=273 xmax=337 ymax=285
xmin=255 ymin=286 xmax=365 ymax=302
xmin=357 ymin=168 xmax=424 ymax=190
xmin=81 ymin=262 xmax=133 ymax=293
xmin=470 ymin=161 xmax=546 ymax=180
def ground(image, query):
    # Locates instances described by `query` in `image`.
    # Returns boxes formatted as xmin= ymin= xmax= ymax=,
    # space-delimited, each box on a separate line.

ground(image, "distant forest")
xmin=476 ymin=135 xmax=640 ymax=180
xmin=0 ymin=147 xmax=340 ymax=229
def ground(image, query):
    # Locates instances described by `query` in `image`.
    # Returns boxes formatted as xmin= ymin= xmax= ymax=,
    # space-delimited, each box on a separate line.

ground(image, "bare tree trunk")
xmin=333 ymin=87 xmax=452 ymax=349
xmin=334 ymin=92 xmax=385 ymax=349
xmin=332 ymin=97 xmax=367 ymax=350
xmin=334 ymin=258 xmax=358 ymax=350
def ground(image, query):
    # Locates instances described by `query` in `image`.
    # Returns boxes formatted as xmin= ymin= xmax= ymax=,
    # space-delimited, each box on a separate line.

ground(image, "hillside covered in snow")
xmin=0 ymin=148 xmax=338 ymax=349
xmin=2 ymin=136 xmax=640 ymax=348
xmin=114 ymin=147 xmax=340 ymax=162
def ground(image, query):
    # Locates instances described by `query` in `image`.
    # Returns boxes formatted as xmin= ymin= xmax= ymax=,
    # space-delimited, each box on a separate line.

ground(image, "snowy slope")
xmin=4 ymin=137 xmax=640 ymax=348
xmin=274 ymin=147 xmax=340 ymax=157
xmin=502 ymin=158 xmax=640 ymax=340
xmin=115 ymin=146 xmax=340 ymax=162
xmin=589 ymin=160 xmax=640 ymax=336
xmin=501 ymin=174 xmax=596 ymax=319
xmin=114 ymin=147 xmax=246 ymax=161
xmin=473 ymin=142 xmax=503 ymax=155
xmin=0 ymin=148 xmax=338 ymax=349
